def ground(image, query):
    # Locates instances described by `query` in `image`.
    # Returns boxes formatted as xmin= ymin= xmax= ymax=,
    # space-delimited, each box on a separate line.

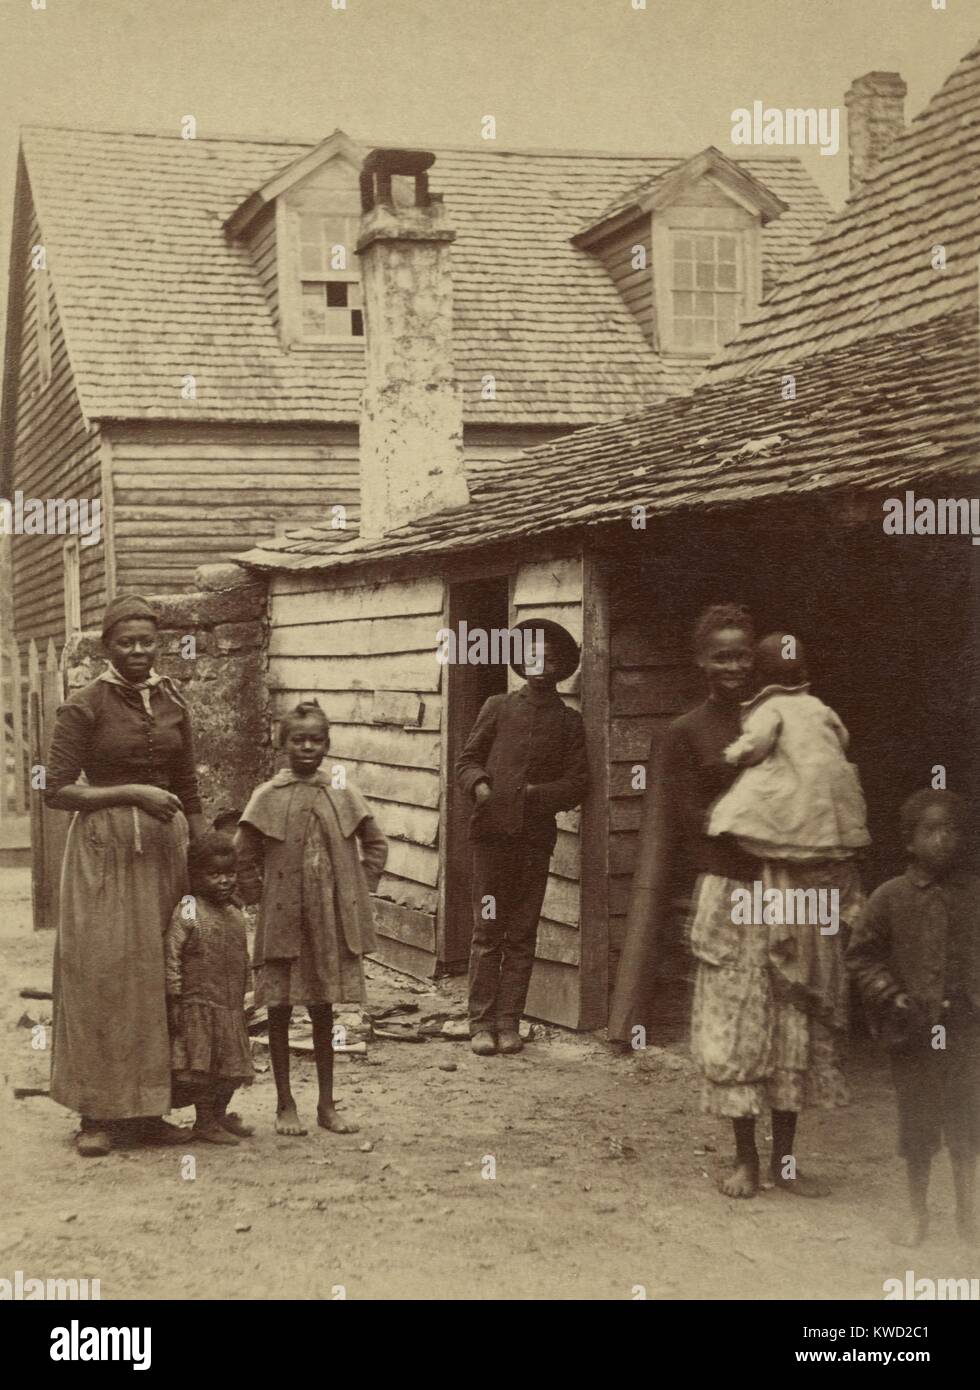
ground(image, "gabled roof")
xmin=13 ymin=125 xmax=831 ymax=428
xmin=573 ymin=146 xmax=789 ymax=248
xmin=236 ymin=310 xmax=979 ymax=573
xmin=705 ymin=39 xmax=980 ymax=381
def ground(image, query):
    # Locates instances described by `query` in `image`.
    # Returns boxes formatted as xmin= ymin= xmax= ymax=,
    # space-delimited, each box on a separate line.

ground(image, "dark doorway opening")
xmin=442 ymin=574 xmax=511 ymax=972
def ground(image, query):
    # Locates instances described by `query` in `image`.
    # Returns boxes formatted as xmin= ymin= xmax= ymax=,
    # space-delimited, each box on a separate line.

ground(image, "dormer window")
xmin=571 ymin=147 xmax=786 ymax=363
xmin=298 ymin=213 xmax=364 ymax=338
xmin=671 ymin=232 xmax=741 ymax=351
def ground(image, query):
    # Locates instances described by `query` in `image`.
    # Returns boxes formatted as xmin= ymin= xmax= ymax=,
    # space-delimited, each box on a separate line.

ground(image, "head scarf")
xmin=101 ymin=593 xmax=158 ymax=641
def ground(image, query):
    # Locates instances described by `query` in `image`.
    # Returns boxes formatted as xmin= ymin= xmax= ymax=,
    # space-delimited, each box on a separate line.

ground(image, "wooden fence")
xmin=0 ymin=638 xmax=28 ymax=817
xmin=29 ymin=638 xmax=68 ymax=932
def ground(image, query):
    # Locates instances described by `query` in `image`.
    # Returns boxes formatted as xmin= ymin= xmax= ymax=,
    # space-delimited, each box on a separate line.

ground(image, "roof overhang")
xmin=572 ymin=145 xmax=789 ymax=250
xmin=224 ymin=129 xmax=365 ymax=238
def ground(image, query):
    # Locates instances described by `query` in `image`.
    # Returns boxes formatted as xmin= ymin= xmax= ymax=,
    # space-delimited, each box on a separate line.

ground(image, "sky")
xmin=0 ymin=0 xmax=976 ymax=344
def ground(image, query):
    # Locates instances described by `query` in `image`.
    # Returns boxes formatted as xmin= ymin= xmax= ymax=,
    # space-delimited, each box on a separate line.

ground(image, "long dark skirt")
xmin=51 ymin=805 xmax=188 ymax=1120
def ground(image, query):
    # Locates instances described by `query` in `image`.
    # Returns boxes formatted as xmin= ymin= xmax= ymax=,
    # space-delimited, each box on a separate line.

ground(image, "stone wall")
xmin=63 ymin=563 xmax=272 ymax=819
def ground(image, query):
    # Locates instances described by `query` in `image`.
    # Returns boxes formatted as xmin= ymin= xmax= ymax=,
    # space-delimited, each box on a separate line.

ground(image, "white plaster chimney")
xmin=844 ymin=72 xmax=907 ymax=196
xmin=355 ymin=148 xmax=470 ymax=540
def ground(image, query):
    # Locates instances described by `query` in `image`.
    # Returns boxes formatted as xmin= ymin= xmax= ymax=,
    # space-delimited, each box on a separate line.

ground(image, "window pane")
xmin=326 ymin=281 xmax=349 ymax=308
xmin=674 ymin=237 xmax=692 ymax=260
xmin=673 ymin=291 xmax=694 ymax=316
xmin=694 ymin=236 xmax=714 ymax=260
xmin=717 ymin=236 xmax=737 ymax=262
xmin=716 ymin=262 xmax=736 ymax=289
xmin=674 ymin=260 xmax=693 ymax=289
xmin=694 ymin=292 xmax=714 ymax=315
xmin=694 ymin=319 xmax=714 ymax=347
xmin=301 ymin=283 xmax=326 ymax=334
xmin=674 ymin=319 xmax=693 ymax=347
xmin=351 ymin=309 xmax=364 ymax=337
xmin=695 ymin=261 xmax=715 ymax=289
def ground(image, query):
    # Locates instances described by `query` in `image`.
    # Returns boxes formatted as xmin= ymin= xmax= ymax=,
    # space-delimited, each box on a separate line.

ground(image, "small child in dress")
xmin=235 ymin=701 xmax=388 ymax=1137
xmin=847 ymin=789 xmax=980 ymax=1247
xmin=164 ymin=832 xmax=255 ymax=1145
xmin=708 ymin=632 xmax=870 ymax=860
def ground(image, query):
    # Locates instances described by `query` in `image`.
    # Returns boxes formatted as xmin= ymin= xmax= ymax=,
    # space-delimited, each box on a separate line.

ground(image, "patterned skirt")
xmin=689 ymin=863 xmax=861 ymax=1118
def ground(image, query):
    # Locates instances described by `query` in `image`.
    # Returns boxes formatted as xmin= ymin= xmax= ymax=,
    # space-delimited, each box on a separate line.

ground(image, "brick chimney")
xmin=844 ymin=72 xmax=907 ymax=195
xmin=355 ymin=148 xmax=470 ymax=540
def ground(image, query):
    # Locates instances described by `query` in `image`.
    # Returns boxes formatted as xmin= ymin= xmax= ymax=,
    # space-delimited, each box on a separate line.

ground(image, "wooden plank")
xmin=99 ymin=434 xmax=117 ymax=601
xmin=537 ymin=918 xmax=581 ymax=966
xmin=343 ymin=760 xmax=440 ymax=810
xmin=611 ymin=715 xmax=663 ymax=761
xmin=372 ymin=898 xmax=436 ymax=953
xmin=542 ymin=873 xmax=579 ymax=927
xmin=269 ymin=653 xmax=443 ymax=694
xmin=578 ymin=552 xmax=610 ymax=1029
xmin=376 ymin=874 xmax=438 ymax=916
xmin=272 ymin=577 xmax=444 ymax=623
xmin=364 ymin=799 xmax=439 ymax=848
xmin=525 ymin=957 xmax=580 ymax=1029
xmin=384 ymin=839 xmax=439 ymax=888
xmin=325 ymin=723 xmax=441 ymax=771
xmin=9 ymin=642 xmax=26 ymax=813
xmin=609 ymin=797 xmax=643 ymax=833
xmin=550 ymin=829 xmax=581 ymax=881
xmin=610 ymin=830 xmax=640 ymax=876
xmin=513 ymin=557 xmax=582 ymax=607
xmin=368 ymin=933 xmax=436 ymax=983
xmin=272 ymin=687 xmax=441 ymax=731
xmin=611 ymin=666 xmax=700 ymax=716
xmin=0 ymin=643 xmax=8 ymax=818
xmin=268 ymin=613 xmax=441 ymax=659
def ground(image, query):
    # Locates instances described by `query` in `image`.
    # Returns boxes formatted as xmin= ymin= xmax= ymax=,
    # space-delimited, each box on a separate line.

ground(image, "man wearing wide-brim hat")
xmin=455 ymin=619 xmax=589 ymax=1056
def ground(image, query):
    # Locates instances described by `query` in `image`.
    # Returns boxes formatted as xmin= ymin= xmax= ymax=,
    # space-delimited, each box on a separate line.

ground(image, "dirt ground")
xmin=2 ymin=864 xmax=977 ymax=1302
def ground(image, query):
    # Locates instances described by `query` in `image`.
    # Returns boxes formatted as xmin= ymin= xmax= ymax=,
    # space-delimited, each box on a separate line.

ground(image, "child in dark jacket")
xmin=847 ymin=789 xmax=980 ymax=1246
xmin=455 ymin=619 xmax=589 ymax=1056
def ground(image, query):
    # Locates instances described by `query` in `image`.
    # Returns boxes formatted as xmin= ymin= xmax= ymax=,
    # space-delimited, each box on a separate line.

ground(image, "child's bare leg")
xmin=893 ymin=1154 xmax=931 ymax=1246
xmin=311 ymin=1003 xmax=357 ymax=1134
xmin=720 ymin=1117 xmax=759 ymax=1198
xmin=769 ymin=1108 xmax=830 ymax=1198
xmin=269 ymin=1004 xmax=306 ymax=1135
xmin=951 ymin=1154 xmax=977 ymax=1244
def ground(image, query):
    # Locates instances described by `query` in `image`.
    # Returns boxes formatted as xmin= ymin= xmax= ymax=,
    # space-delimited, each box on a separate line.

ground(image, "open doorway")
xmin=441 ymin=573 xmax=511 ymax=972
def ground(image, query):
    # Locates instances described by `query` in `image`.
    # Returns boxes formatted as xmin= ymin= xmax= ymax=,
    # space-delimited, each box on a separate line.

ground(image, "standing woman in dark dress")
xmin=609 ymin=603 xmax=844 ymax=1198
xmin=44 ymin=595 xmax=204 ymax=1155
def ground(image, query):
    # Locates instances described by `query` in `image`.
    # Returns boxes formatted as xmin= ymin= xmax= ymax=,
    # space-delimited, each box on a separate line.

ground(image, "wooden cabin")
xmin=237 ymin=47 xmax=980 ymax=1028
xmin=1 ymin=124 xmax=829 ymax=654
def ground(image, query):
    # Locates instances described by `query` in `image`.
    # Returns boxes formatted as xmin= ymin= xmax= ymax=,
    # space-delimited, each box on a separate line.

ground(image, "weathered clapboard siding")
xmin=268 ymin=572 xmax=447 ymax=974
xmin=607 ymin=598 xmax=701 ymax=976
xmin=246 ymin=204 xmax=279 ymax=333
xmin=509 ymin=555 xmax=585 ymax=1023
xmin=6 ymin=198 xmax=106 ymax=652
xmin=591 ymin=219 xmax=654 ymax=346
xmin=108 ymin=423 xmax=361 ymax=591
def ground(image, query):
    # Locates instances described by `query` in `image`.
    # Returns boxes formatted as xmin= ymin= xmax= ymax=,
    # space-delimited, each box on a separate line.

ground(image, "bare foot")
xmin=218 ymin=1113 xmax=254 ymax=1138
xmin=769 ymin=1167 xmax=831 ymax=1198
xmin=891 ymin=1213 xmax=929 ymax=1247
xmin=191 ymin=1122 xmax=240 ymax=1146
xmin=719 ymin=1160 xmax=759 ymax=1199
xmin=275 ymin=1102 xmax=308 ymax=1136
xmin=317 ymin=1104 xmax=358 ymax=1134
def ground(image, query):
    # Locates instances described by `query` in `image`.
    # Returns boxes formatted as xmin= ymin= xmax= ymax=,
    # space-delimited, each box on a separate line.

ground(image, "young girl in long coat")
xmin=235 ymin=702 xmax=388 ymax=1136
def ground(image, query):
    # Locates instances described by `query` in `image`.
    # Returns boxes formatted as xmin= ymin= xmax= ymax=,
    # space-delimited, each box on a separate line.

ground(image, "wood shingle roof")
xmin=18 ymin=126 xmax=830 ymax=428
xmin=705 ymin=39 xmax=980 ymax=382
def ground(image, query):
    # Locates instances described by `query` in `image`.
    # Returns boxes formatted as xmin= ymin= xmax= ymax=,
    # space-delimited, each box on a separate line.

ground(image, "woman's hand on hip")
xmin=131 ymin=786 xmax=183 ymax=822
